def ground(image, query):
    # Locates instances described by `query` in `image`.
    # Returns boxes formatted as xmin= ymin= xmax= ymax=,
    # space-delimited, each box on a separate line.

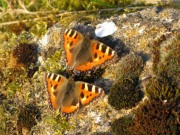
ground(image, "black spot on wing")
xmin=50 ymin=82 xmax=53 ymax=87
xmin=70 ymin=41 xmax=73 ymax=46
xmin=81 ymin=92 xmax=84 ymax=98
xmin=94 ymin=53 xmax=98 ymax=59
xmin=53 ymin=91 xmax=58 ymax=96
xmin=54 ymin=84 xmax=58 ymax=90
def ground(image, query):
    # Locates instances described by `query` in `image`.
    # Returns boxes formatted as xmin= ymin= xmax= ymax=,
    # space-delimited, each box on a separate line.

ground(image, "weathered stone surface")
xmin=54 ymin=7 xmax=179 ymax=134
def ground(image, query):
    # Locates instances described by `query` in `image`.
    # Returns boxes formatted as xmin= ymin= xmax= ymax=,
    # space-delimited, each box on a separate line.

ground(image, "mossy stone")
xmin=111 ymin=116 xmax=133 ymax=135
xmin=157 ymin=33 xmax=180 ymax=84
xmin=108 ymin=79 xmax=142 ymax=110
xmin=17 ymin=104 xmax=41 ymax=134
xmin=115 ymin=53 xmax=144 ymax=81
xmin=12 ymin=43 xmax=38 ymax=67
xmin=145 ymin=77 xmax=179 ymax=102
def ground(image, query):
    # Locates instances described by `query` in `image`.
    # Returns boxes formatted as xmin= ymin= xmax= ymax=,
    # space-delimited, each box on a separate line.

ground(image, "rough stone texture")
xmin=36 ymin=7 xmax=179 ymax=134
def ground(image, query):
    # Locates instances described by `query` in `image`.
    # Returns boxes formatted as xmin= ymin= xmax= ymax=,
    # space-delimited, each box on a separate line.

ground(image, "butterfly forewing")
xmin=91 ymin=40 xmax=117 ymax=67
xmin=45 ymin=73 xmax=67 ymax=109
xmin=76 ymin=82 xmax=104 ymax=106
xmin=64 ymin=29 xmax=83 ymax=65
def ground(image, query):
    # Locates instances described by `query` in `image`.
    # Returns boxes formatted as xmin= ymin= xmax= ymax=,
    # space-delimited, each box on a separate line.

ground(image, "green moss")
xmin=7 ymin=81 xmax=22 ymax=96
xmin=150 ymin=31 xmax=180 ymax=86
xmin=150 ymin=34 xmax=166 ymax=72
xmin=145 ymin=77 xmax=179 ymax=102
xmin=58 ymin=12 xmax=98 ymax=27
xmin=0 ymin=106 xmax=6 ymax=133
xmin=1 ymin=68 xmax=28 ymax=97
xmin=146 ymin=32 xmax=180 ymax=102
xmin=8 ymin=22 xmax=29 ymax=35
xmin=157 ymin=33 xmax=180 ymax=84
xmin=108 ymin=53 xmax=144 ymax=110
xmin=111 ymin=116 xmax=133 ymax=135
xmin=115 ymin=53 xmax=144 ymax=81
xmin=58 ymin=14 xmax=84 ymax=27
xmin=130 ymin=99 xmax=179 ymax=135
xmin=44 ymin=50 xmax=65 ymax=73
xmin=0 ymin=99 xmax=18 ymax=134
xmin=157 ymin=1 xmax=180 ymax=9
xmin=29 ymin=21 xmax=48 ymax=37
xmin=44 ymin=112 xmax=72 ymax=134
xmin=108 ymin=79 xmax=142 ymax=110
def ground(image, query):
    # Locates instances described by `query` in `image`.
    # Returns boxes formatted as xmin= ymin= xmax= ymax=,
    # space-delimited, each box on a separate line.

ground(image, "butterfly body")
xmin=45 ymin=73 xmax=104 ymax=116
xmin=69 ymin=36 xmax=93 ymax=69
xmin=64 ymin=29 xmax=118 ymax=72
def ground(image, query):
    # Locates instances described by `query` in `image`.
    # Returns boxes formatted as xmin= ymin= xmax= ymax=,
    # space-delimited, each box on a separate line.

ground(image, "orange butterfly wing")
xmin=75 ymin=40 xmax=118 ymax=71
xmin=61 ymin=103 xmax=79 ymax=116
xmin=64 ymin=29 xmax=83 ymax=66
xmin=76 ymin=82 xmax=104 ymax=106
xmin=44 ymin=73 xmax=67 ymax=109
xmin=45 ymin=73 xmax=80 ymax=116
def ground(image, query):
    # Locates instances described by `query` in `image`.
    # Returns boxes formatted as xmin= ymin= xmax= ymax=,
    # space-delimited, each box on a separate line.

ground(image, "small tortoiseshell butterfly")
xmin=64 ymin=29 xmax=118 ymax=72
xmin=44 ymin=73 xmax=104 ymax=116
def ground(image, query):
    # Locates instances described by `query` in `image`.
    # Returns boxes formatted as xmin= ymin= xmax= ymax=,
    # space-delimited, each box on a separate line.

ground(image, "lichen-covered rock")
xmin=0 ymin=7 xmax=179 ymax=135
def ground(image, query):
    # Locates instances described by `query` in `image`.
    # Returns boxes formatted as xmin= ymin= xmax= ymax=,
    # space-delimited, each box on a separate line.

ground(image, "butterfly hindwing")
xmin=44 ymin=73 xmax=68 ymax=109
xmin=76 ymin=82 xmax=104 ymax=106
xmin=61 ymin=103 xmax=79 ymax=116
xmin=75 ymin=40 xmax=117 ymax=71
